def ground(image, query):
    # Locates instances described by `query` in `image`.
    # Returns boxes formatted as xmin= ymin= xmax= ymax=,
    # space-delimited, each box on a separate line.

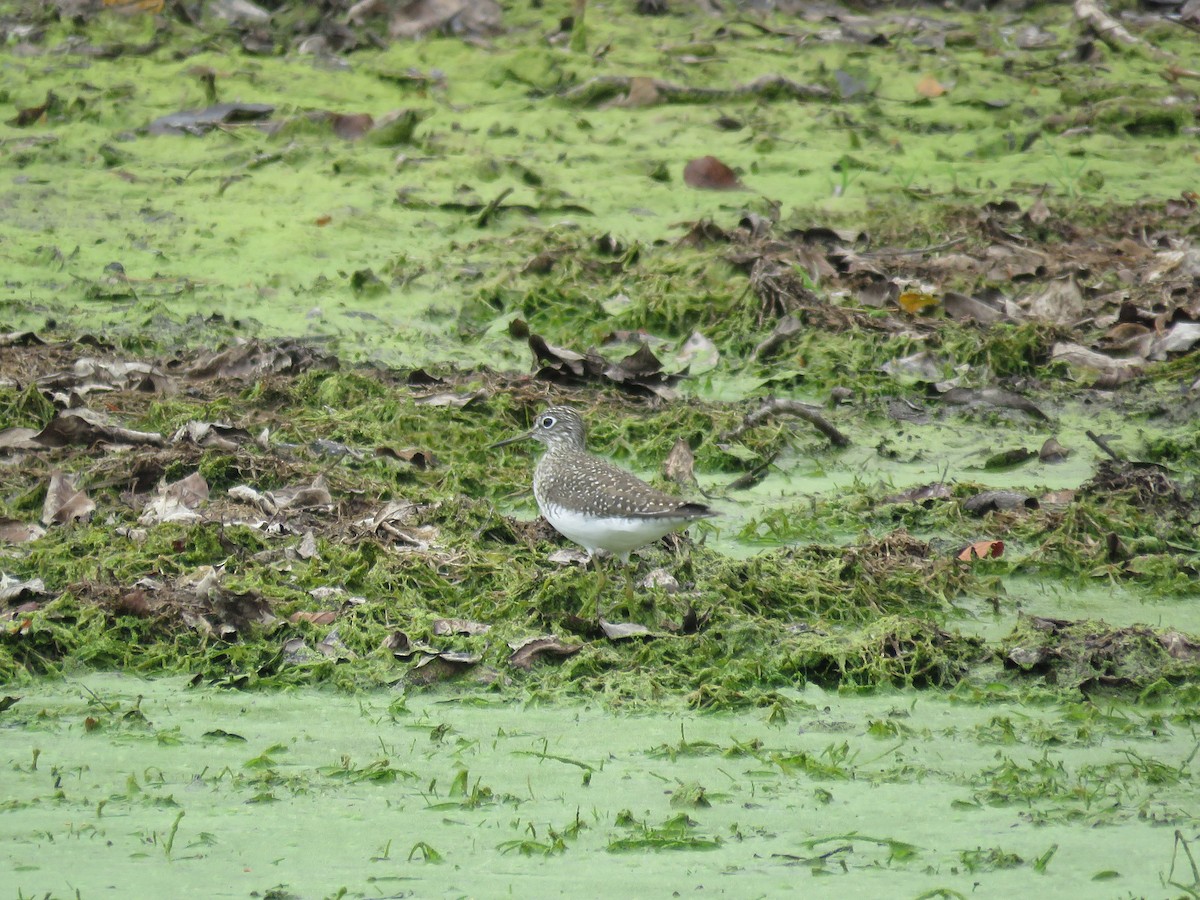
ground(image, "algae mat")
xmin=3 ymin=674 xmax=1198 ymax=898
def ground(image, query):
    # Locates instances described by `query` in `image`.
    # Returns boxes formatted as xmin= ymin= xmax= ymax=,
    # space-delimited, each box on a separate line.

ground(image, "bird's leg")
xmin=590 ymin=552 xmax=608 ymax=621
xmin=622 ymin=560 xmax=635 ymax=606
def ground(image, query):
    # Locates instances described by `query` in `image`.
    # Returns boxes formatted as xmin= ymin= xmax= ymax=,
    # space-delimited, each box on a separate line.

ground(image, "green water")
xmin=2 ymin=674 xmax=1196 ymax=897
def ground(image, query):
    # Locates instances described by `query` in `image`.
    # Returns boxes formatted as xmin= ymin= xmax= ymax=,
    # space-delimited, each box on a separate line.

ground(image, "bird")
xmin=492 ymin=405 xmax=715 ymax=613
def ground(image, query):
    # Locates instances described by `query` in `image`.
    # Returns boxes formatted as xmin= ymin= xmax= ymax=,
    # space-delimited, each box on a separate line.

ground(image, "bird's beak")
xmin=489 ymin=429 xmax=533 ymax=449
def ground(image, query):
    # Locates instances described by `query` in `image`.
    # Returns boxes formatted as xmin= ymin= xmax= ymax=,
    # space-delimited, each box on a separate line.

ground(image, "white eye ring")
xmin=540 ymin=416 xmax=556 ymax=429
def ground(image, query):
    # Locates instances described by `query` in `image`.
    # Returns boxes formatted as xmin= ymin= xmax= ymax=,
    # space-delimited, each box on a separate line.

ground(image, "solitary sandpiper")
xmin=493 ymin=406 xmax=715 ymax=607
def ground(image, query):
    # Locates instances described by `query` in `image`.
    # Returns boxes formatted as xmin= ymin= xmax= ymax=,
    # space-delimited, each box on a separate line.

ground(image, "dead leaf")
xmin=1040 ymin=489 xmax=1076 ymax=506
xmin=139 ymin=472 xmax=209 ymax=525
xmin=0 ymin=574 xmax=47 ymax=604
xmin=683 ymin=156 xmax=743 ymax=191
xmin=1051 ymin=342 xmax=1142 ymax=378
xmin=599 ymin=619 xmax=655 ymax=640
xmin=297 ymin=530 xmax=318 ymax=559
xmin=331 ymin=112 xmax=374 ymax=139
xmin=508 ymin=635 xmax=583 ymax=669
xmin=1149 ymin=321 xmax=1200 ymax=360
xmin=939 ymin=388 xmax=1049 ymax=421
xmin=638 ymin=568 xmax=680 ymax=593
xmin=957 ymin=540 xmax=1004 ymax=561
xmin=375 ymin=446 xmax=439 ymax=469
xmin=229 ymin=475 xmax=332 ymax=515
xmin=42 ymin=472 xmax=95 ymax=526
xmin=174 ymin=340 xmax=331 ymax=380
xmin=414 ymin=390 xmax=485 ymax=408
xmin=9 ymin=92 xmax=55 ymax=127
xmin=289 ymin=610 xmax=338 ymax=625
xmin=1024 ymin=277 xmax=1084 ymax=326
xmin=547 ymin=548 xmax=591 ymax=566
xmin=147 ymin=102 xmax=276 ymax=136
xmin=915 ymin=75 xmax=946 ymax=98
xmin=32 ymin=408 xmax=164 ymax=449
xmin=663 ymin=438 xmax=696 ymax=487
xmin=527 ymin=331 xmax=685 ymax=399
xmin=171 ymin=421 xmax=252 ymax=450
xmin=623 ymin=76 xmax=661 ymax=106
xmin=433 ymin=618 xmax=491 ymax=636
xmin=962 ymin=491 xmax=1038 ymax=515
xmin=0 ymin=519 xmax=46 ymax=543
xmin=385 ymin=0 xmax=502 ymax=39
xmin=1039 ymin=437 xmax=1070 ymax=462
xmin=942 ymin=292 xmax=1005 ymax=324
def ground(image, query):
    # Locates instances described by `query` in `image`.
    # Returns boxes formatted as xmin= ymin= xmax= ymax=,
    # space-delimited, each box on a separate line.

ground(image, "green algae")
xmin=2 ymin=674 xmax=1197 ymax=898
xmin=0 ymin=18 xmax=1199 ymax=890
xmin=1 ymin=362 xmax=1196 ymax=705
xmin=3 ymin=2 xmax=1199 ymax=371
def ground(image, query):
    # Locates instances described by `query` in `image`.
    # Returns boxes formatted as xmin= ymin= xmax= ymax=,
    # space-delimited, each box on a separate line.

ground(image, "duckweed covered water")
xmin=3 ymin=674 xmax=1197 ymax=897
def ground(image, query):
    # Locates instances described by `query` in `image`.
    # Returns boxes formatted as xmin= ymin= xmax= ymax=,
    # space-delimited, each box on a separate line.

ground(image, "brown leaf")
xmin=115 ymin=590 xmax=154 ymax=618
xmin=409 ymin=652 xmax=482 ymax=684
xmin=1039 ymin=437 xmax=1070 ymax=462
xmin=34 ymin=409 xmax=164 ymax=449
xmin=382 ymin=630 xmax=418 ymax=657
xmin=957 ymin=540 xmax=1004 ymax=561
xmin=290 ymin=610 xmax=338 ymax=625
xmin=508 ymin=635 xmax=582 ymax=669
xmin=0 ymin=518 xmax=45 ymax=543
xmin=1051 ymin=341 xmax=1142 ymax=377
xmin=174 ymin=340 xmax=330 ymax=380
xmin=683 ymin=156 xmax=743 ymax=191
xmin=623 ymin=76 xmax=661 ymax=107
xmin=296 ymin=530 xmax=319 ymax=560
xmin=331 ymin=112 xmax=374 ymax=139
xmin=10 ymin=92 xmax=54 ymax=127
xmin=942 ymin=292 xmax=1005 ymax=324
xmin=915 ymin=75 xmax=946 ymax=98
xmin=42 ymin=472 xmax=95 ymax=526
xmin=375 ymin=446 xmax=439 ymax=469
xmin=663 ymin=438 xmax=696 ymax=486
xmin=526 ymin=331 xmax=684 ymax=399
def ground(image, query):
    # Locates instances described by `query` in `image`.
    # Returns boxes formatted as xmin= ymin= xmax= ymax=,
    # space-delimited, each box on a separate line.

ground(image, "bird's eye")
xmin=540 ymin=416 xmax=556 ymax=429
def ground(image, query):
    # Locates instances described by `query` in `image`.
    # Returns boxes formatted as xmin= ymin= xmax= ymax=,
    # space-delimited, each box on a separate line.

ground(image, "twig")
xmin=476 ymin=187 xmax=513 ymax=228
xmin=1073 ymin=0 xmax=1172 ymax=59
xmin=1085 ymin=429 xmax=1123 ymax=462
xmin=728 ymin=398 xmax=850 ymax=448
xmin=860 ymin=236 xmax=967 ymax=258
xmin=80 ymin=683 xmax=117 ymax=715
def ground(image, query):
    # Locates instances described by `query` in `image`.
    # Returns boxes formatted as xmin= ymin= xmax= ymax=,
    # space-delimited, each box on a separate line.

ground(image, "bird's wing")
xmin=542 ymin=452 xmax=713 ymax=519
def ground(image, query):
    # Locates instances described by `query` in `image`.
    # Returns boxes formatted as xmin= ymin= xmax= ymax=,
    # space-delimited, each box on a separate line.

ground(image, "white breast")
xmin=539 ymin=502 xmax=692 ymax=562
